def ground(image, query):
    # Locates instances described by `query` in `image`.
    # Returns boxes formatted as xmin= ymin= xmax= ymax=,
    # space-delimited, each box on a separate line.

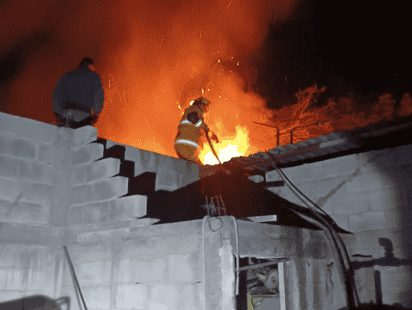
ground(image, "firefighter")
xmin=175 ymin=97 xmax=219 ymax=165
xmin=53 ymin=57 xmax=104 ymax=128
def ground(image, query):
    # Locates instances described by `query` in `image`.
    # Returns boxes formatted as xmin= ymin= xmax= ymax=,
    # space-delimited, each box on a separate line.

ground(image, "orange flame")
xmin=199 ymin=125 xmax=251 ymax=165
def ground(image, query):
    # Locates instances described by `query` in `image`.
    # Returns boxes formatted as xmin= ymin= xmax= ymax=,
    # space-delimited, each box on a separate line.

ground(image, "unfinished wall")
xmin=60 ymin=219 xmax=224 ymax=310
xmin=266 ymin=144 xmax=412 ymax=308
xmin=0 ymin=110 xmax=201 ymax=307
xmin=0 ymin=112 xmax=63 ymax=301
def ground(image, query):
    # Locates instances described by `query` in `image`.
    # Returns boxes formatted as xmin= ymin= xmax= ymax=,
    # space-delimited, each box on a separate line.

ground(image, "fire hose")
xmin=205 ymin=128 xmax=222 ymax=164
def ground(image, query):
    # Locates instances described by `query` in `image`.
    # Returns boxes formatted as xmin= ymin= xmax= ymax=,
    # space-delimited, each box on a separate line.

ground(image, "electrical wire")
xmin=202 ymin=216 xmax=210 ymax=310
xmin=266 ymin=153 xmax=360 ymax=309
xmin=229 ymin=215 xmax=240 ymax=296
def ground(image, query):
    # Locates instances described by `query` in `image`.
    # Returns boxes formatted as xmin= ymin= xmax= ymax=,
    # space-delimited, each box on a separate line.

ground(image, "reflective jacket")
xmin=52 ymin=65 xmax=104 ymax=116
xmin=175 ymin=104 xmax=208 ymax=148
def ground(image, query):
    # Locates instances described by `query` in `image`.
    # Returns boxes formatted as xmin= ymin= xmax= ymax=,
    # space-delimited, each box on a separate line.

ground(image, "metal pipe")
xmin=63 ymin=246 xmax=88 ymax=310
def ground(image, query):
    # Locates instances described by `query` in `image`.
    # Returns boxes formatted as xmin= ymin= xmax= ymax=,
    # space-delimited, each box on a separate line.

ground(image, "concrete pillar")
xmin=50 ymin=127 xmax=73 ymax=230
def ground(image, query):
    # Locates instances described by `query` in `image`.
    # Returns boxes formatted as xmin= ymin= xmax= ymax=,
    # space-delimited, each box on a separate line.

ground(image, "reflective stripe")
xmin=175 ymin=139 xmax=199 ymax=148
xmin=195 ymin=119 xmax=202 ymax=127
xmin=180 ymin=119 xmax=192 ymax=125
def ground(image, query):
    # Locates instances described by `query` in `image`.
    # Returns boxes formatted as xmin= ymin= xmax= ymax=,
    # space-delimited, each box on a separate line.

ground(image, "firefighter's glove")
xmin=211 ymin=133 xmax=219 ymax=143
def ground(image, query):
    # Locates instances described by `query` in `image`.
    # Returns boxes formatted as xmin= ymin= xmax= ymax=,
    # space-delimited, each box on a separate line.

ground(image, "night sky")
xmin=253 ymin=0 xmax=411 ymax=109
xmin=0 ymin=0 xmax=410 ymax=156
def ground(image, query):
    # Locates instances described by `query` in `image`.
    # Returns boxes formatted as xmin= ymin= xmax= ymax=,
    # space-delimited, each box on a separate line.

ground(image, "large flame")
xmin=200 ymin=125 xmax=250 ymax=165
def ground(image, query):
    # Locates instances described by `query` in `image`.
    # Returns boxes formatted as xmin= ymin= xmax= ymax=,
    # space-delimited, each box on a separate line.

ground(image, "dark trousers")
xmin=56 ymin=114 xmax=95 ymax=129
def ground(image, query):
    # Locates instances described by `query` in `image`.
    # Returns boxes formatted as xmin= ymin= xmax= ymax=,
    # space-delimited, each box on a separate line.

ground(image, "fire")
xmin=200 ymin=125 xmax=251 ymax=165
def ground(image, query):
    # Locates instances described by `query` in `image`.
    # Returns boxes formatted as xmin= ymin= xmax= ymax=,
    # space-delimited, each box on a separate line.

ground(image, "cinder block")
xmin=70 ymin=165 xmax=87 ymax=186
xmin=167 ymin=253 xmax=200 ymax=282
xmin=78 ymin=261 xmax=111 ymax=285
xmin=313 ymin=194 xmax=336 ymax=215
xmin=369 ymin=188 xmax=408 ymax=211
xmin=346 ymin=171 xmax=394 ymax=193
xmin=0 ymin=290 xmax=26 ymax=303
xmin=0 ymin=112 xmax=56 ymax=143
xmin=130 ymin=257 xmax=168 ymax=282
xmin=117 ymin=258 xmax=131 ymax=283
xmin=349 ymin=211 xmax=386 ymax=232
xmin=308 ymin=175 xmax=349 ymax=198
xmin=109 ymin=195 xmax=147 ymax=221
xmin=357 ymin=149 xmax=393 ymax=172
xmin=73 ymin=126 xmax=97 ymax=147
xmin=70 ymin=184 xmax=93 ymax=206
xmin=155 ymin=171 xmax=182 ymax=191
xmin=0 ymin=136 xmax=37 ymax=159
xmin=0 ymin=156 xmax=19 ymax=178
xmin=149 ymin=284 xmax=180 ymax=310
xmin=182 ymin=284 xmax=200 ymax=310
xmin=67 ymin=205 xmax=84 ymax=225
xmin=158 ymin=154 xmax=177 ymax=172
xmin=0 ymin=179 xmax=52 ymax=206
xmin=0 ymin=268 xmax=7 ymax=289
xmin=322 ymin=154 xmax=360 ymax=177
xmin=18 ymin=160 xmax=53 ymax=185
xmin=24 ymin=183 xmax=53 ymax=206
xmin=73 ymin=243 xmax=112 ymax=262
xmin=82 ymin=286 xmax=111 ymax=310
xmin=37 ymin=143 xmax=52 ymax=164
xmin=0 ymin=199 xmax=13 ymax=222
xmin=330 ymin=214 xmax=350 ymax=231
xmin=26 ymin=267 xmax=47 ymax=290
xmin=0 ymin=245 xmax=17 ymax=267
xmin=124 ymin=146 xmax=155 ymax=176
xmin=72 ymin=143 xmax=104 ymax=165
xmin=86 ymin=158 xmax=121 ymax=182
xmin=334 ymin=192 xmax=370 ymax=214
xmin=83 ymin=201 xmax=109 ymax=223
xmin=377 ymin=265 xmax=412 ymax=293
xmin=141 ymin=150 xmax=160 ymax=172
xmin=0 ymin=178 xmax=24 ymax=203
xmin=11 ymin=202 xmax=48 ymax=224
xmin=92 ymin=176 xmax=128 ymax=201
xmin=116 ymin=284 xmax=148 ymax=309
xmin=148 ymin=301 xmax=168 ymax=310
xmin=4 ymin=267 xmax=26 ymax=290
xmin=383 ymin=210 xmax=404 ymax=230
xmin=294 ymin=161 xmax=326 ymax=181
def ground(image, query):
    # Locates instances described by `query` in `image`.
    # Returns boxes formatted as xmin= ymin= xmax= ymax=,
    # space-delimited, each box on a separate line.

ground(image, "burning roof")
xmin=200 ymin=114 xmax=412 ymax=178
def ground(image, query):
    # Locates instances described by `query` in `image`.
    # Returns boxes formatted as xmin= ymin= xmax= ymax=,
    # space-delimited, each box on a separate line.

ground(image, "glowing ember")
xmin=200 ymin=125 xmax=251 ymax=165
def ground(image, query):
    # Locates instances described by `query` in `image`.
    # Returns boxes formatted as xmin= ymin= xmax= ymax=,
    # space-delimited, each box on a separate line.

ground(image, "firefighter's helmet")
xmin=194 ymin=97 xmax=211 ymax=106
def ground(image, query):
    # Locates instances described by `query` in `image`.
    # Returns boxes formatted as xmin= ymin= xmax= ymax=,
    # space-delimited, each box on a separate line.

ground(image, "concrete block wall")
xmin=60 ymin=220 xmax=207 ymax=310
xmin=0 ymin=113 xmax=56 ymax=226
xmin=105 ymin=140 xmax=200 ymax=191
xmin=0 ymin=243 xmax=65 ymax=302
xmin=266 ymin=143 xmax=412 ymax=308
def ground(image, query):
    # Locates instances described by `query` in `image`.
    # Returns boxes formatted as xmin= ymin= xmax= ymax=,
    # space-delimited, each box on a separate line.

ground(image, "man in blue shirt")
xmin=53 ymin=57 xmax=104 ymax=128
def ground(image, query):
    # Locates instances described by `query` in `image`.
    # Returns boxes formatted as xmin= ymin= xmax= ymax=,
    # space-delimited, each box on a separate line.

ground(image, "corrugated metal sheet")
xmin=200 ymin=115 xmax=412 ymax=178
